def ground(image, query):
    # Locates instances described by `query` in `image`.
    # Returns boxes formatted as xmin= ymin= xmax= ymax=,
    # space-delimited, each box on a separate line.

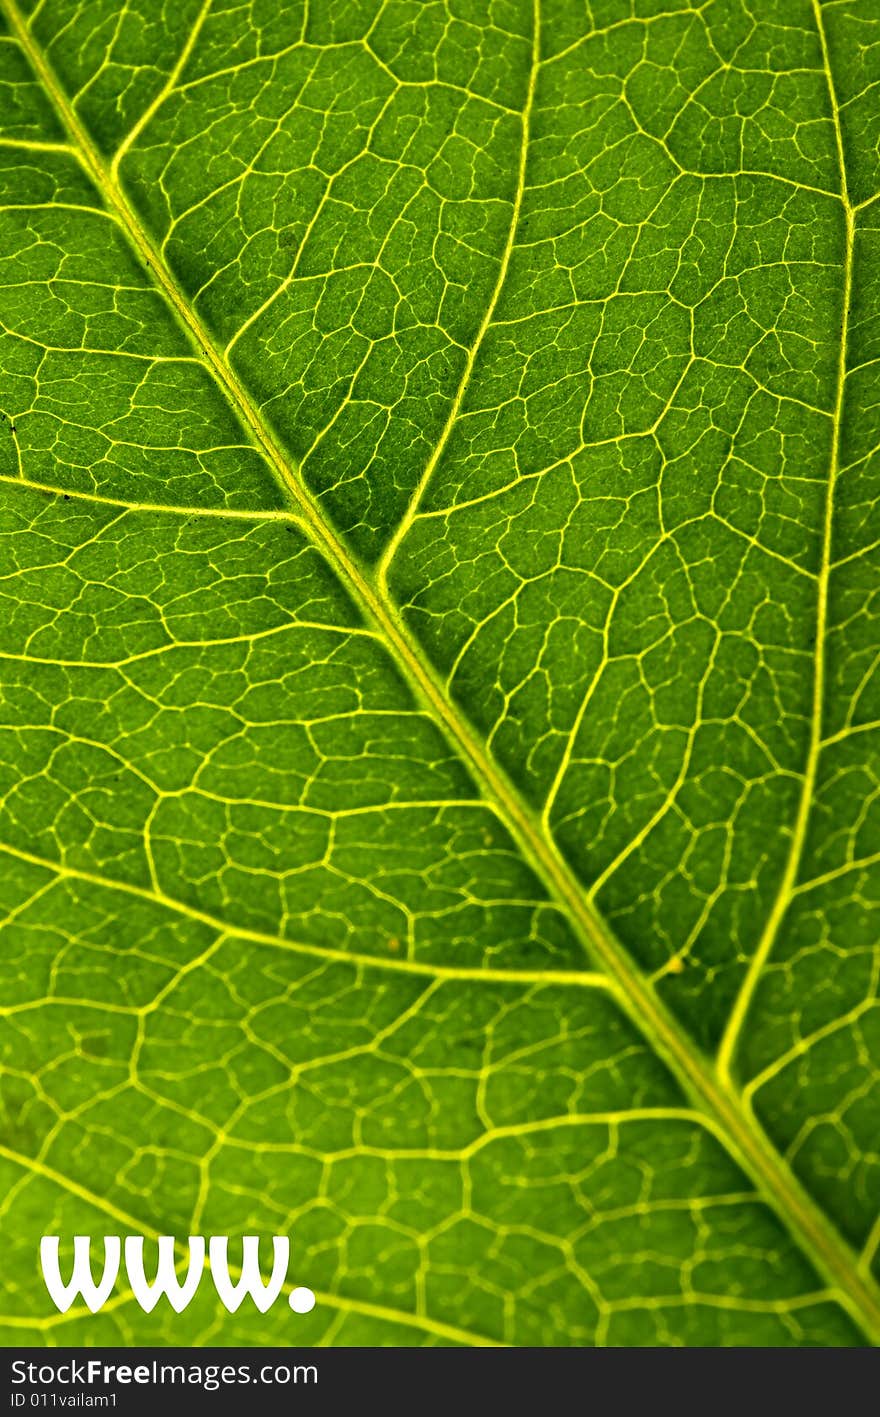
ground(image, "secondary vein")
xmin=716 ymin=3 xmax=854 ymax=1083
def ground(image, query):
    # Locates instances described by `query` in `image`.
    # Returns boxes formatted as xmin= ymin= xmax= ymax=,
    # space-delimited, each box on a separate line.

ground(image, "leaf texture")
xmin=0 ymin=0 xmax=879 ymax=1346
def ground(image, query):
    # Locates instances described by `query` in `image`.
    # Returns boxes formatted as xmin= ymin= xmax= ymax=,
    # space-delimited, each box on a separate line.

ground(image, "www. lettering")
xmin=40 ymin=1236 xmax=316 ymax=1316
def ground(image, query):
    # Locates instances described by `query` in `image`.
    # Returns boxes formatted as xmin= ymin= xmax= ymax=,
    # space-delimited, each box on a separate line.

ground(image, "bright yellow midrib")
xmin=5 ymin=0 xmax=880 ymax=1344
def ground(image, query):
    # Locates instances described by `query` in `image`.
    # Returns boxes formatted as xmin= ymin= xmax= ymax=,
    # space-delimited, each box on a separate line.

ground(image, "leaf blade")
xmin=0 ymin=0 xmax=879 ymax=1346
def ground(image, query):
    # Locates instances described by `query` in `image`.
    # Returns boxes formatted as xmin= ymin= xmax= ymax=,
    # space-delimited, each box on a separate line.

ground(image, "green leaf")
xmin=0 ymin=0 xmax=878 ymax=1347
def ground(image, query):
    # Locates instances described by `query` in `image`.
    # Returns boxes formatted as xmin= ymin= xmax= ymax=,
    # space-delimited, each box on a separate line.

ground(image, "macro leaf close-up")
xmin=0 ymin=0 xmax=879 ymax=1349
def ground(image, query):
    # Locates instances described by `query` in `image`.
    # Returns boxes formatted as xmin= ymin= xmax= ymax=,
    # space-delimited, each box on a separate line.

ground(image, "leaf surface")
xmin=0 ymin=0 xmax=879 ymax=1346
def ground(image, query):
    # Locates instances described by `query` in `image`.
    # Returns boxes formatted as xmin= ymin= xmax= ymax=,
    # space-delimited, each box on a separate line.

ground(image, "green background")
xmin=0 ymin=0 xmax=878 ymax=1346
